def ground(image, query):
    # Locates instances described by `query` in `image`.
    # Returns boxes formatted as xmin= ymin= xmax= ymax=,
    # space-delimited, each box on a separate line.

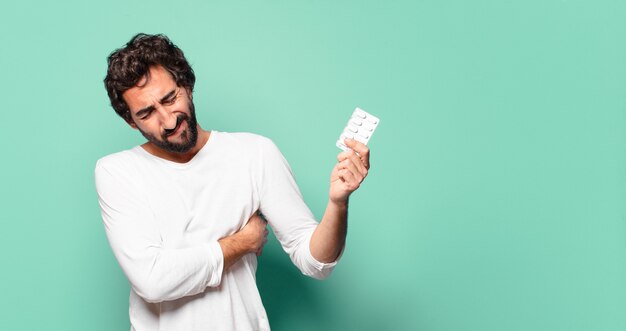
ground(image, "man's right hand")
xmin=218 ymin=212 xmax=269 ymax=273
xmin=238 ymin=213 xmax=269 ymax=256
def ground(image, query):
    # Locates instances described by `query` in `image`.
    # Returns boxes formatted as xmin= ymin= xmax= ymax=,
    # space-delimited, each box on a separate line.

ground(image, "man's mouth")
xmin=164 ymin=116 xmax=185 ymax=137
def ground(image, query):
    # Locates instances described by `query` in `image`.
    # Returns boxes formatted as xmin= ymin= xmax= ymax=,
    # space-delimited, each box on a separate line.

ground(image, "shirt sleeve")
xmin=256 ymin=137 xmax=339 ymax=280
xmin=95 ymin=159 xmax=224 ymax=303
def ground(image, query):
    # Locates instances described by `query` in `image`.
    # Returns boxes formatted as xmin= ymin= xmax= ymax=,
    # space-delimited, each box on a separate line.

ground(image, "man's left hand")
xmin=329 ymin=138 xmax=370 ymax=204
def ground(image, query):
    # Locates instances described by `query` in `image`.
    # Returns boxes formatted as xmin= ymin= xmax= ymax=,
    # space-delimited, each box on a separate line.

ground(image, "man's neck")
xmin=141 ymin=126 xmax=211 ymax=163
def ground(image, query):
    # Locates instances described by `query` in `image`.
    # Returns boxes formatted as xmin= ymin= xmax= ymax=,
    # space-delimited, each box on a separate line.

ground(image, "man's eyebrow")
xmin=134 ymin=89 xmax=177 ymax=118
xmin=160 ymin=89 xmax=177 ymax=103
xmin=135 ymin=105 xmax=155 ymax=118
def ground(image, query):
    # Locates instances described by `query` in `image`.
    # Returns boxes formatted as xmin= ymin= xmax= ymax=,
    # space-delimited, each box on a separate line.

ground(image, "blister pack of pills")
xmin=336 ymin=107 xmax=380 ymax=151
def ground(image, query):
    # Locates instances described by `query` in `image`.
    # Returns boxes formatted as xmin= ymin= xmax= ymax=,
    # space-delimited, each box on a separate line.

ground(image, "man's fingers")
xmin=346 ymin=151 xmax=368 ymax=177
xmin=338 ymin=168 xmax=360 ymax=191
xmin=336 ymin=150 xmax=352 ymax=162
xmin=251 ymin=212 xmax=267 ymax=224
xmin=344 ymin=138 xmax=369 ymax=154
xmin=337 ymin=149 xmax=368 ymax=179
xmin=343 ymin=138 xmax=370 ymax=169
xmin=338 ymin=158 xmax=364 ymax=182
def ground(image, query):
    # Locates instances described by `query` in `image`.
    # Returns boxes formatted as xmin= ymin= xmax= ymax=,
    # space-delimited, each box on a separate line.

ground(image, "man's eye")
xmin=141 ymin=111 xmax=153 ymax=120
xmin=163 ymin=97 xmax=176 ymax=106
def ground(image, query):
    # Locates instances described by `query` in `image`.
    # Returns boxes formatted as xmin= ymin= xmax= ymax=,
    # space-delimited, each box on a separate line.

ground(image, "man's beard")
xmin=138 ymin=102 xmax=199 ymax=154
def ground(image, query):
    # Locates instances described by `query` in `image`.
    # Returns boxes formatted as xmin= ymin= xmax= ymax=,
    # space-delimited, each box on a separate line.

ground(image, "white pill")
xmin=355 ymin=110 xmax=366 ymax=119
xmin=337 ymin=107 xmax=379 ymax=151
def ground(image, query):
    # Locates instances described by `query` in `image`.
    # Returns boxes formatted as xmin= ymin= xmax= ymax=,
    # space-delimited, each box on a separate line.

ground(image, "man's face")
xmin=122 ymin=65 xmax=198 ymax=154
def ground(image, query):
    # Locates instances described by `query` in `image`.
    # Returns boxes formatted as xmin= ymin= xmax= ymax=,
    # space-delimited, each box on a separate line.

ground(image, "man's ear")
xmin=186 ymin=87 xmax=193 ymax=100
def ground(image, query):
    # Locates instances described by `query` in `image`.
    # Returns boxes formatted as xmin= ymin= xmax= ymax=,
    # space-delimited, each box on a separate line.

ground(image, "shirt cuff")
xmin=206 ymin=240 xmax=224 ymax=287
xmin=302 ymin=232 xmax=341 ymax=272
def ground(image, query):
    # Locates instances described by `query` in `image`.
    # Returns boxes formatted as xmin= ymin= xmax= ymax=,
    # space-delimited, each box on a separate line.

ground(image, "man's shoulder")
xmin=217 ymin=131 xmax=272 ymax=144
xmin=215 ymin=131 xmax=276 ymax=152
xmin=95 ymin=147 xmax=142 ymax=173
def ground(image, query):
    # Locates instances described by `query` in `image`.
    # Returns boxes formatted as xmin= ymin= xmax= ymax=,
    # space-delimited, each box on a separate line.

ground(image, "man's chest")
xmin=138 ymin=162 xmax=260 ymax=248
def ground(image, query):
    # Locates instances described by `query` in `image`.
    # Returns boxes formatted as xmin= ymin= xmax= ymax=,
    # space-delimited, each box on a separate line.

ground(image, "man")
xmin=95 ymin=33 xmax=370 ymax=331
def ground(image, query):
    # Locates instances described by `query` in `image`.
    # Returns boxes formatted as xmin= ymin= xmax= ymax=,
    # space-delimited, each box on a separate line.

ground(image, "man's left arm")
xmin=309 ymin=138 xmax=370 ymax=263
xmin=256 ymin=136 xmax=370 ymax=279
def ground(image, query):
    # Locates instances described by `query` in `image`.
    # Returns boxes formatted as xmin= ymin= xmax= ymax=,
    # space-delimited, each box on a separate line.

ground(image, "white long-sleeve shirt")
xmin=95 ymin=131 xmax=337 ymax=331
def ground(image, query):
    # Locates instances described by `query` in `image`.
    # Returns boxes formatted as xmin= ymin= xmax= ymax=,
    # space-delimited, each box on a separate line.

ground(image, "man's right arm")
xmin=219 ymin=214 xmax=268 ymax=271
xmin=95 ymin=160 xmax=267 ymax=303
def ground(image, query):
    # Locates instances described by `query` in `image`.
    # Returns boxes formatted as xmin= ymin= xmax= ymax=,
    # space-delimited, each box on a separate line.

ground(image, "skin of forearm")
xmin=309 ymin=199 xmax=348 ymax=263
xmin=218 ymin=233 xmax=253 ymax=272
xmin=217 ymin=214 xmax=268 ymax=274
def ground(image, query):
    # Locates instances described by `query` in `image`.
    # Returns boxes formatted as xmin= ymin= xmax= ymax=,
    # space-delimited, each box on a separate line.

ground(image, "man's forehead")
xmin=136 ymin=66 xmax=176 ymax=88
xmin=123 ymin=66 xmax=177 ymax=110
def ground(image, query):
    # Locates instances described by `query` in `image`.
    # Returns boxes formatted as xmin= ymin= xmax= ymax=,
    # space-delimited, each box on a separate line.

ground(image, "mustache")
xmin=163 ymin=115 xmax=187 ymax=137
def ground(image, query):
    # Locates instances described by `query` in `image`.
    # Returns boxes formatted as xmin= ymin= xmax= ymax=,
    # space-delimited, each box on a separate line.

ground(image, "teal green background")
xmin=1 ymin=1 xmax=625 ymax=330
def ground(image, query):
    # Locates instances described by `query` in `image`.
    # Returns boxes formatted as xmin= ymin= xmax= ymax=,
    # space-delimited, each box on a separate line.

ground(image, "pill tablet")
xmin=336 ymin=107 xmax=380 ymax=151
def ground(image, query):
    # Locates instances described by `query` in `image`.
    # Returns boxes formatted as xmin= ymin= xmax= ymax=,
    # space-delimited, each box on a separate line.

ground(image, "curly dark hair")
xmin=104 ymin=33 xmax=196 ymax=122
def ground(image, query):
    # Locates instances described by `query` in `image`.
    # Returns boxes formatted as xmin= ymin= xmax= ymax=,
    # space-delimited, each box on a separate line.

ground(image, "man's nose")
xmin=156 ymin=104 xmax=177 ymax=130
